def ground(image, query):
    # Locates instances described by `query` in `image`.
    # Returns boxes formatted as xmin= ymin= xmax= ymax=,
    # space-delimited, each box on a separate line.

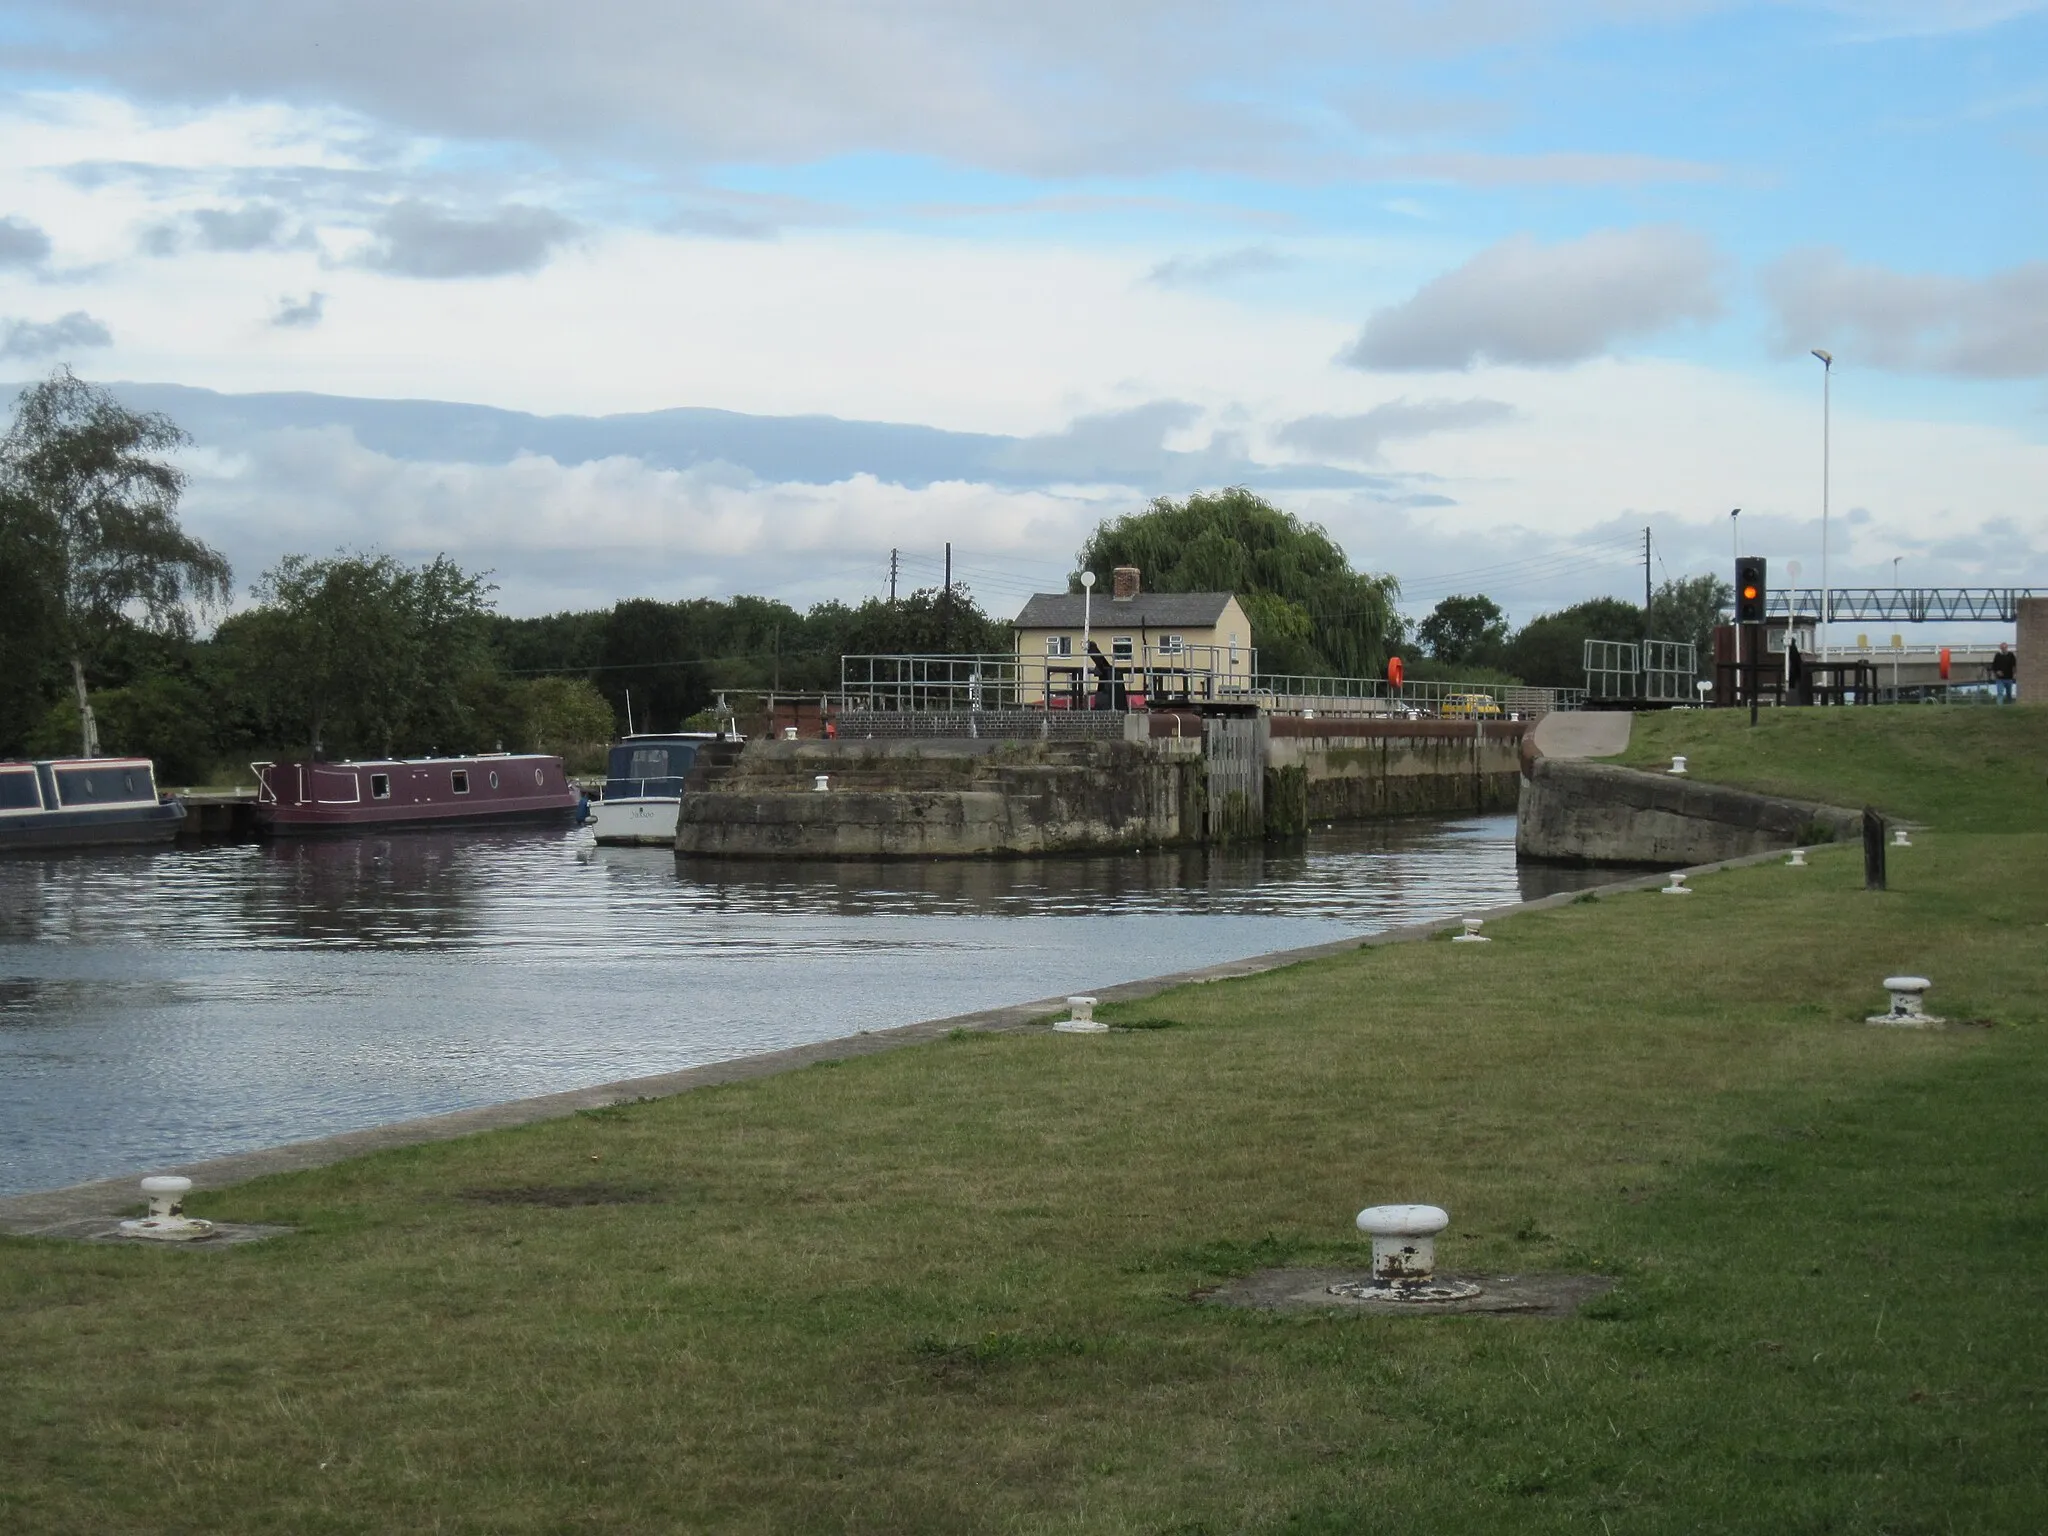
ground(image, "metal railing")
xmin=839 ymin=654 xmax=1579 ymax=719
xmin=1583 ymin=639 xmax=1699 ymax=703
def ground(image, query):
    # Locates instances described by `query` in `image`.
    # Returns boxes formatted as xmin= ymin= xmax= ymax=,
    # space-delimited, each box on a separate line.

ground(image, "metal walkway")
xmin=1755 ymin=588 xmax=2042 ymax=622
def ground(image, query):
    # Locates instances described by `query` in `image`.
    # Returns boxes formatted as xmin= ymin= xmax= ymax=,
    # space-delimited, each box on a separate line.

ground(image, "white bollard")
xmin=118 ymin=1176 xmax=217 ymax=1242
xmin=1332 ymin=1204 xmax=1483 ymax=1302
xmin=1668 ymin=755 xmax=1688 ymax=775
xmin=813 ymin=775 xmax=830 ymax=792
xmin=783 ymin=726 xmax=798 ymax=741
xmin=1867 ymin=975 xmax=1944 ymax=1027
xmin=1661 ymin=871 xmax=1692 ymax=896
xmin=1893 ymin=827 xmax=1912 ymax=847
xmin=1053 ymin=994 xmax=1106 ymax=1033
xmin=1451 ymin=917 xmax=1489 ymax=943
xmin=1787 ymin=848 xmax=1807 ymax=867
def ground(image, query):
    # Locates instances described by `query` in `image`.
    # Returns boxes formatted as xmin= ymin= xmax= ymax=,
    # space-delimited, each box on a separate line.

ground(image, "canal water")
xmin=0 ymin=816 xmax=1602 ymax=1196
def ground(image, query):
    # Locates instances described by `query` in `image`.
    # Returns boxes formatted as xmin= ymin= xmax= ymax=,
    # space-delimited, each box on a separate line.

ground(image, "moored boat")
xmin=590 ymin=732 xmax=735 ymax=846
xmin=253 ymin=753 xmax=580 ymax=836
xmin=0 ymin=757 xmax=185 ymax=851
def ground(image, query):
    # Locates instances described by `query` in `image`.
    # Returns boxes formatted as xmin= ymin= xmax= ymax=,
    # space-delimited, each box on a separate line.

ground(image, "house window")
xmin=1160 ymin=634 xmax=1184 ymax=655
xmin=370 ymin=774 xmax=391 ymax=800
xmin=1045 ymin=635 xmax=1072 ymax=657
xmin=1111 ymin=636 xmax=1134 ymax=660
xmin=451 ymin=770 xmax=470 ymax=794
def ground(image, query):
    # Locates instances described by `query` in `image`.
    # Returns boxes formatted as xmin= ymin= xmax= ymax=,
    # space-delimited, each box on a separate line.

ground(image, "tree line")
xmin=2 ymin=370 xmax=1731 ymax=783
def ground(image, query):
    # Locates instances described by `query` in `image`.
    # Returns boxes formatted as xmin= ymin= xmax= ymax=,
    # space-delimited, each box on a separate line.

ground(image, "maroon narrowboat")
xmin=252 ymin=754 xmax=581 ymax=836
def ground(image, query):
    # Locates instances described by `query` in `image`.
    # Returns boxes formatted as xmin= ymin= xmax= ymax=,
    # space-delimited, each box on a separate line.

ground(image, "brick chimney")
xmin=1112 ymin=566 xmax=1141 ymax=601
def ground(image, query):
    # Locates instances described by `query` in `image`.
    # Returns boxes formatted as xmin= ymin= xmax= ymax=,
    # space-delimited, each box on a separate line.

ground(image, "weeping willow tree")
xmin=1071 ymin=488 xmax=1400 ymax=677
xmin=0 ymin=368 xmax=231 ymax=755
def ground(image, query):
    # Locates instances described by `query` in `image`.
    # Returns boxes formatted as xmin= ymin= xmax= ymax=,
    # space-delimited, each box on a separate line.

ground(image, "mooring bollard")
xmin=1330 ymin=1204 xmax=1483 ymax=1302
xmin=1867 ymin=975 xmax=1943 ymax=1027
xmin=1451 ymin=917 xmax=1489 ymax=943
xmin=782 ymin=726 xmax=798 ymax=741
xmin=118 ymin=1175 xmax=217 ymax=1242
xmin=1661 ymin=871 xmax=1692 ymax=896
xmin=1052 ymin=994 xmax=1106 ymax=1033
xmin=812 ymin=775 xmax=830 ymax=792
xmin=1893 ymin=827 xmax=1912 ymax=848
xmin=1668 ymin=755 xmax=1688 ymax=775
xmin=1787 ymin=848 xmax=1807 ymax=866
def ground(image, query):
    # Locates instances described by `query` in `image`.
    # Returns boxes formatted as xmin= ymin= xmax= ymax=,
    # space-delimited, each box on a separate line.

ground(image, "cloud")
xmin=1763 ymin=248 xmax=2048 ymax=379
xmin=0 ymin=216 xmax=53 ymax=269
xmin=355 ymin=201 xmax=580 ymax=278
xmin=11 ymin=2 xmax=1765 ymax=180
xmin=192 ymin=201 xmax=290 ymax=250
xmin=0 ymin=311 xmax=114 ymax=360
xmin=272 ymin=291 xmax=326 ymax=328
xmin=1274 ymin=398 xmax=1516 ymax=462
xmin=1146 ymin=247 xmax=1289 ymax=287
xmin=140 ymin=201 xmax=302 ymax=255
xmin=1344 ymin=225 xmax=1723 ymax=371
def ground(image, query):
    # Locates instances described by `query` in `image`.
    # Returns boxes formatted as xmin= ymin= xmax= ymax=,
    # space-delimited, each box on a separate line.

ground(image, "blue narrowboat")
xmin=0 ymin=757 xmax=185 ymax=851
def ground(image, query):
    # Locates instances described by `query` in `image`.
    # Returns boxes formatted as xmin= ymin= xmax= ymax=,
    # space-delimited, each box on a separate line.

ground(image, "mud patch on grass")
xmin=457 ymin=1182 xmax=671 ymax=1208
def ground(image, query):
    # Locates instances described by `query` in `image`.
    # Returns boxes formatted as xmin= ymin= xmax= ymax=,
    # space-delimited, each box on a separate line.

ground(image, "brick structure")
xmin=2020 ymin=598 xmax=2048 ymax=705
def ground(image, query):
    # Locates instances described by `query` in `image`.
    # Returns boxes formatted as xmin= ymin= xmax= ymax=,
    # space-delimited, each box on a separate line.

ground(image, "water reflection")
xmin=0 ymin=816 xmax=1605 ymax=1195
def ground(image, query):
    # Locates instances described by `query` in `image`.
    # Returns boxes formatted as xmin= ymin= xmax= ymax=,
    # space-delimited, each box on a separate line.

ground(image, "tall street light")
xmin=1730 ymin=507 xmax=1740 ymax=570
xmin=1812 ymin=349 xmax=1833 ymax=653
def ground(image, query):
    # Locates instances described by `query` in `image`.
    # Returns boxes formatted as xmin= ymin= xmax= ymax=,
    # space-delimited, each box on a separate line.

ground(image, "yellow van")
xmin=1439 ymin=693 xmax=1502 ymax=719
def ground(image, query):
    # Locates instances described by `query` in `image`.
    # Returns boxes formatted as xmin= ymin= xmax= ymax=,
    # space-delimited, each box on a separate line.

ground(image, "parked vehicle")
xmin=252 ymin=754 xmax=580 ymax=836
xmin=1439 ymin=693 xmax=1503 ymax=720
xmin=0 ymin=757 xmax=184 ymax=851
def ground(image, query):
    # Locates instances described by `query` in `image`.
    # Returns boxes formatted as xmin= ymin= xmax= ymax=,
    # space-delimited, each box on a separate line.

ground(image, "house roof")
xmin=1012 ymin=591 xmax=1239 ymax=629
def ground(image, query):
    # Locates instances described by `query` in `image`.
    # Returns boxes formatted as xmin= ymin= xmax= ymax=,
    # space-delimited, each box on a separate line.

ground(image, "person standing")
xmin=1990 ymin=642 xmax=2017 ymax=703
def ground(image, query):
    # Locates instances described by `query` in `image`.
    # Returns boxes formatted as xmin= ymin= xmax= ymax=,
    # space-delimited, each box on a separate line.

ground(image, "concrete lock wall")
xmin=674 ymin=738 xmax=1205 ymax=858
xmin=1515 ymin=755 xmax=1863 ymax=867
xmin=1262 ymin=718 xmax=1526 ymax=835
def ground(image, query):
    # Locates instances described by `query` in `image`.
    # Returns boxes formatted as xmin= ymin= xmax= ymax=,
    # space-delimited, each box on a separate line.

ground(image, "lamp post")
xmin=1730 ymin=507 xmax=1740 ymax=567
xmin=1812 ymin=349 xmax=1833 ymax=655
xmin=1080 ymin=570 xmax=1095 ymax=659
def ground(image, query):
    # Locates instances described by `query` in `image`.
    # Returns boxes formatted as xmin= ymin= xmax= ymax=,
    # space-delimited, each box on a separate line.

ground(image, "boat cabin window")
xmin=451 ymin=769 xmax=470 ymax=795
xmin=489 ymin=771 xmax=500 ymax=789
xmin=370 ymin=773 xmax=391 ymax=800
xmin=52 ymin=765 xmax=154 ymax=806
xmin=0 ymin=768 xmax=41 ymax=811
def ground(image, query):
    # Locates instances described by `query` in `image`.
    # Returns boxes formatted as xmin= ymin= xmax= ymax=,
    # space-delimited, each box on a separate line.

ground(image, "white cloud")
xmin=1146 ymin=247 xmax=1289 ymax=287
xmin=1763 ymin=248 xmax=2048 ymax=379
xmin=356 ymin=202 xmax=581 ymax=279
xmin=0 ymin=215 xmax=52 ymax=268
xmin=271 ymin=291 xmax=325 ymax=328
xmin=1344 ymin=226 xmax=1724 ymax=370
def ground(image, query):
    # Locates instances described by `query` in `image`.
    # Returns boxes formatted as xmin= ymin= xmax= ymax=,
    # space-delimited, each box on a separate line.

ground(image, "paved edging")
xmin=0 ymin=846 xmax=1797 ymax=1235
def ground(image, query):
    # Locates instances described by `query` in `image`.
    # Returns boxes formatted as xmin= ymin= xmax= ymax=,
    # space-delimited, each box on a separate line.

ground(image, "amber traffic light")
xmin=1735 ymin=556 xmax=1767 ymax=624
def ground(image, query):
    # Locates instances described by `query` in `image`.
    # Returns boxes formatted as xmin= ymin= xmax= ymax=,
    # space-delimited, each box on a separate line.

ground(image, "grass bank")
xmin=5 ymin=715 xmax=2046 ymax=1531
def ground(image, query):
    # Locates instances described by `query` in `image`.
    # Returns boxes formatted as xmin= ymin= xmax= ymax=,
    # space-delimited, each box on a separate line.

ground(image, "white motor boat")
xmin=589 ymin=732 xmax=737 ymax=846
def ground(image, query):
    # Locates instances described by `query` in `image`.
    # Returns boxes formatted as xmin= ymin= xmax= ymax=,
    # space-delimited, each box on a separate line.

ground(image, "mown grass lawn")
xmin=4 ymin=711 xmax=2046 ymax=1533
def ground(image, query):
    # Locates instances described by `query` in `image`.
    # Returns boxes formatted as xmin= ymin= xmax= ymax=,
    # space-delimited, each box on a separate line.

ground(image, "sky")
xmin=1 ymin=0 xmax=2045 ymax=632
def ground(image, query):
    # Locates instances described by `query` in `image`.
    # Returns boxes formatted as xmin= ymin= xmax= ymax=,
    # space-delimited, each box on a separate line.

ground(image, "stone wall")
xmin=1516 ymin=755 xmax=1862 ymax=867
xmin=674 ymin=738 xmax=1202 ymax=859
xmin=1262 ymin=718 xmax=1526 ymax=832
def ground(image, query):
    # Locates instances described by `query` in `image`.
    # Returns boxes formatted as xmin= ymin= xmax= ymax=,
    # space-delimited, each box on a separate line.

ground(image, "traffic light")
xmin=1735 ymin=556 xmax=1767 ymax=624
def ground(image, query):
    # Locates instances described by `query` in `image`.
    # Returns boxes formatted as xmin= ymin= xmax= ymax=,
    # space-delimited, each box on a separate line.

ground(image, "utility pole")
xmin=942 ymin=541 xmax=952 ymax=652
xmin=888 ymin=548 xmax=898 ymax=605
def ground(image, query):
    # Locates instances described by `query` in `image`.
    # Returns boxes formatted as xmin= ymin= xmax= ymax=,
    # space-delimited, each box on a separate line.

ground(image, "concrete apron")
xmin=0 ymin=844 xmax=1797 ymax=1238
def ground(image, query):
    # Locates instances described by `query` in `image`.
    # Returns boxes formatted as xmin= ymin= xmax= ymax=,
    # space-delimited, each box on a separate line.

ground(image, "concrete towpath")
xmin=1530 ymin=710 xmax=1632 ymax=759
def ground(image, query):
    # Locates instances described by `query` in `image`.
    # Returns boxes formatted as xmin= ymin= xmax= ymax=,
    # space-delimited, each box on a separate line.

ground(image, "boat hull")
xmin=590 ymin=798 xmax=681 ymax=846
xmin=0 ymin=801 xmax=184 ymax=851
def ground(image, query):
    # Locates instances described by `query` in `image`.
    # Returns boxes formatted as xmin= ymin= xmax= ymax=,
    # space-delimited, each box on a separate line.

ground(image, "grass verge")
xmin=4 ymin=720 xmax=2046 ymax=1531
